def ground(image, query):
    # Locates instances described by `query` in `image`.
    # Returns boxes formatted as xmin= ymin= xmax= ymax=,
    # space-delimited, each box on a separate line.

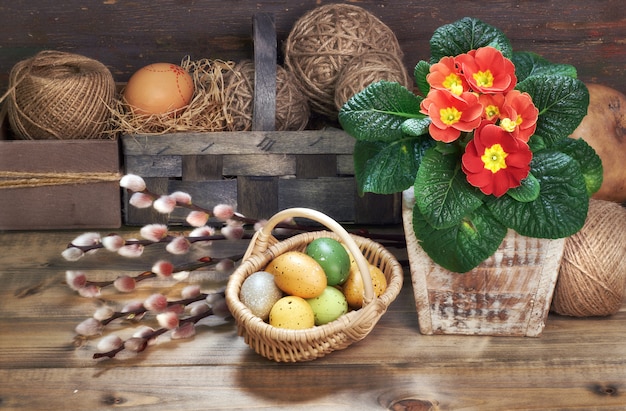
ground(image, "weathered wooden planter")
xmin=402 ymin=189 xmax=566 ymax=337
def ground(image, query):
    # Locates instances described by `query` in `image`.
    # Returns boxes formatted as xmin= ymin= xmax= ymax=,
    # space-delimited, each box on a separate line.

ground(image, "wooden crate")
xmin=0 ymin=113 xmax=121 ymax=230
xmin=121 ymin=13 xmax=400 ymax=226
xmin=122 ymin=129 xmax=400 ymax=225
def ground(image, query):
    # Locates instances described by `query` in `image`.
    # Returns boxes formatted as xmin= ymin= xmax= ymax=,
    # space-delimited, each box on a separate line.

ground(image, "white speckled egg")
xmin=239 ymin=271 xmax=283 ymax=320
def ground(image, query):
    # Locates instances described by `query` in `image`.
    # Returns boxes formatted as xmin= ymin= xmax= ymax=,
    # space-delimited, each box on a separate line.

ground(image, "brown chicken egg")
xmin=123 ymin=62 xmax=194 ymax=115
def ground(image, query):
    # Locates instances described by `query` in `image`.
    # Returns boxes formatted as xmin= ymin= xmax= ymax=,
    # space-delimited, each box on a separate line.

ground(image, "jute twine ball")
xmin=551 ymin=199 xmax=626 ymax=317
xmin=224 ymin=60 xmax=310 ymax=131
xmin=6 ymin=50 xmax=116 ymax=140
xmin=334 ymin=50 xmax=411 ymax=110
xmin=284 ymin=3 xmax=403 ymax=119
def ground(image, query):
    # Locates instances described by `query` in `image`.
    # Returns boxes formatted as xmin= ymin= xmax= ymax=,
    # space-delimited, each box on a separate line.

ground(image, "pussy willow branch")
xmin=83 ymin=255 xmax=241 ymax=290
xmin=100 ymin=290 xmax=214 ymax=327
xmin=93 ymin=292 xmax=222 ymax=359
xmin=127 ymin=186 xmax=408 ymax=244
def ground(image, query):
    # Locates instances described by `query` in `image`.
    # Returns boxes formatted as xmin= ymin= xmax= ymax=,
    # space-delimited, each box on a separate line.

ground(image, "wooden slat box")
xmin=121 ymin=128 xmax=400 ymax=226
xmin=0 ymin=115 xmax=121 ymax=230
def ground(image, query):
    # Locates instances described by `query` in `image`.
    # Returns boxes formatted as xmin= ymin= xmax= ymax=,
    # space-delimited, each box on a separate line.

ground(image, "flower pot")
xmin=402 ymin=188 xmax=566 ymax=337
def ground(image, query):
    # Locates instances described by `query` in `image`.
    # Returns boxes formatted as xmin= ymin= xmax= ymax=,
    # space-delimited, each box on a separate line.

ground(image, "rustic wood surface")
xmin=1 ymin=228 xmax=625 ymax=410
xmin=0 ymin=0 xmax=624 ymax=94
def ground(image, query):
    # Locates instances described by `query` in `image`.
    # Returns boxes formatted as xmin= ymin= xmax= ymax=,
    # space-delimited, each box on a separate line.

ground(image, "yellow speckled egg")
xmin=269 ymin=296 xmax=315 ymax=329
xmin=123 ymin=62 xmax=194 ymax=115
xmin=265 ymin=251 xmax=327 ymax=299
xmin=341 ymin=244 xmax=387 ymax=308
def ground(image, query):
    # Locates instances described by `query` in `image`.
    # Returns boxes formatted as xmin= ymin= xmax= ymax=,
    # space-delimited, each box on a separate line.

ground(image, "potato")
xmin=569 ymin=83 xmax=626 ymax=202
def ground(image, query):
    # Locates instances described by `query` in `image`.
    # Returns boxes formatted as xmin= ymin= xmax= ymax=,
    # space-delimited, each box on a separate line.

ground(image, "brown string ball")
xmin=6 ymin=50 xmax=116 ymax=140
xmin=284 ymin=3 xmax=403 ymax=119
xmin=551 ymin=199 xmax=626 ymax=317
xmin=224 ymin=60 xmax=310 ymax=131
xmin=334 ymin=50 xmax=411 ymax=110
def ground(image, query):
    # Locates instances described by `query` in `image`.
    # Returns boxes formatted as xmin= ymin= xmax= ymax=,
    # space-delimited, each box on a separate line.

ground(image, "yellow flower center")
xmin=439 ymin=106 xmax=462 ymax=125
xmin=484 ymin=104 xmax=500 ymax=120
xmin=499 ymin=117 xmax=517 ymax=132
xmin=443 ymin=74 xmax=464 ymax=95
xmin=473 ymin=70 xmax=494 ymax=88
xmin=481 ymin=144 xmax=508 ymax=173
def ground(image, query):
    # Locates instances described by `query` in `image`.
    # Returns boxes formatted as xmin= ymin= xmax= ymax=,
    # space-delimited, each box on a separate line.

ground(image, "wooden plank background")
xmin=0 ymin=0 xmax=624 ymax=94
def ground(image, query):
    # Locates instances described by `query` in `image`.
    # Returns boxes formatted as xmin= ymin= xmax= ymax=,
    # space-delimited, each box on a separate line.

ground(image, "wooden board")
xmin=0 ymin=138 xmax=121 ymax=230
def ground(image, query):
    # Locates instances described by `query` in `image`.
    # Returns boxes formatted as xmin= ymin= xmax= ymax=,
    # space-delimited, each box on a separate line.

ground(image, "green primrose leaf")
xmin=414 ymin=60 xmax=431 ymax=96
xmin=430 ymin=17 xmax=513 ymax=62
xmin=401 ymin=117 xmax=431 ymax=137
xmin=528 ymin=133 xmax=547 ymax=152
xmin=338 ymin=81 xmax=424 ymax=143
xmin=487 ymin=150 xmax=589 ymax=238
xmin=507 ymin=172 xmax=540 ymax=202
xmin=414 ymin=148 xmax=483 ymax=229
xmin=413 ymin=204 xmax=507 ymax=273
xmin=513 ymin=51 xmax=578 ymax=82
xmin=516 ymin=75 xmax=589 ymax=146
xmin=553 ymin=138 xmax=603 ymax=196
xmin=353 ymin=137 xmax=435 ymax=195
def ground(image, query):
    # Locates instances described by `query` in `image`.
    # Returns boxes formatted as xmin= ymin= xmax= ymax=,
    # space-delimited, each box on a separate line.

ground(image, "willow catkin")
xmin=6 ymin=50 xmax=116 ymax=140
xmin=283 ymin=3 xmax=403 ymax=119
xmin=551 ymin=199 xmax=626 ymax=317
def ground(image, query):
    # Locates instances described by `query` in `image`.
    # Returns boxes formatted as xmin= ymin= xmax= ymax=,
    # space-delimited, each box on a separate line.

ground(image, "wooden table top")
xmin=1 ymin=226 xmax=625 ymax=410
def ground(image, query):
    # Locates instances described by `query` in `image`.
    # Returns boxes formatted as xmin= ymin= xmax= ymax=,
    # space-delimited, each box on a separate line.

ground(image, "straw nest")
xmin=111 ymin=58 xmax=236 ymax=135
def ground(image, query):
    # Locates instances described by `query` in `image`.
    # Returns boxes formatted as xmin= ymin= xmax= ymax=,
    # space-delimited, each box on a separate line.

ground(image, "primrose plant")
xmin=339 ymin=17 xmax=603 ymax=273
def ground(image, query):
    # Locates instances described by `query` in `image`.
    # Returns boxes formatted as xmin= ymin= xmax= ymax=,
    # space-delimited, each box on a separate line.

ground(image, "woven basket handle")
xmin=243 ymin=207 xmax=376 ymax=303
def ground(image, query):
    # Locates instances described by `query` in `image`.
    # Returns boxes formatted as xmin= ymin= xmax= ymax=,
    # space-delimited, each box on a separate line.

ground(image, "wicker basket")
xmin=225 ymin=207 xmax=404 ymax=362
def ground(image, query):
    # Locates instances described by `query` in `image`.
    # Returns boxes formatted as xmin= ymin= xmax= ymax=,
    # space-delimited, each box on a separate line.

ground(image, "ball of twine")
xmin=551 ymin=199 xmax=626 ymax=317
xmin=334 ymin=50 xmax=410 ymax=110
xmin=224 ymin=60 xmax=310 ymax=131
xmin=284 ymin=3 xmax=403 ymax=119
xmin=6 ymin=50 xmax=116 ymax=140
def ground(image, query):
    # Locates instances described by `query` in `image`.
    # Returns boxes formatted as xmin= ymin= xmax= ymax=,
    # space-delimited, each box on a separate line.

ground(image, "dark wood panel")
xmin=0 ymin=1 xmax=624 ymax=93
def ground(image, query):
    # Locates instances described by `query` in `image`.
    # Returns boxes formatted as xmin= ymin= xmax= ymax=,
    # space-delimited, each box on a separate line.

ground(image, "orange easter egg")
xmin=123 ymin=62 xmax=194 ymax=115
